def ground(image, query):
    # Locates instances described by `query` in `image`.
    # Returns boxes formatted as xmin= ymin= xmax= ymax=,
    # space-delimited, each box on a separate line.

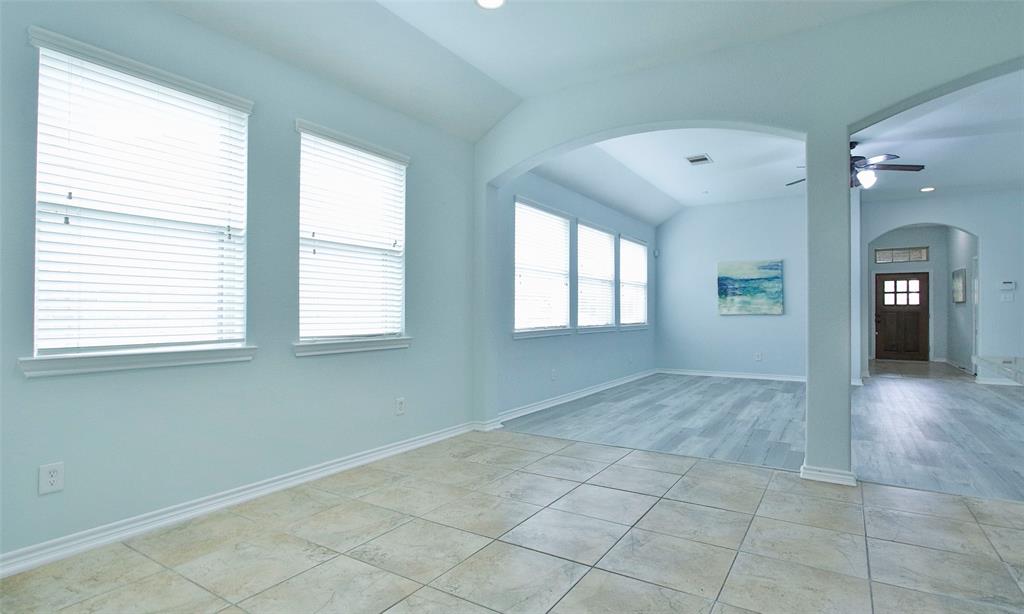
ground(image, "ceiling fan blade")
xmin=785 ymin=178 xmax=806 ymax=186
xmin=870 ymin=154 xmax=900 ymax=164
xmin=864 ymin=163 xmax=924 ymax=172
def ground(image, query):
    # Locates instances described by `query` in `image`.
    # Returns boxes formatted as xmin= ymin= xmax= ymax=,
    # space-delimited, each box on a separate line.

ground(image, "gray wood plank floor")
xmin=504 ymin=361 xmax=1024 ymax=501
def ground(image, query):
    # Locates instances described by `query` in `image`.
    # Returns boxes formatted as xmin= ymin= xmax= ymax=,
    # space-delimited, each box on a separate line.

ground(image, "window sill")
xmin=577 ymin=325 xmax=618 ymax=335
xmin=513 ymin=328 xmax=573 ymax=340
xmin=19 ymin=344 xmax=258 ymax=379
xmin=293 ymin=336 xmax=412 ymax=357
xmin=619 ymin=324 xmax=649 ymax=331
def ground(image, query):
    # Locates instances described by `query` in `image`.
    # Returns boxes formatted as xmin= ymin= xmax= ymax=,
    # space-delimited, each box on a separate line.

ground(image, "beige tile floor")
xmin=4 ymin=430 xmax=1024 ymax=613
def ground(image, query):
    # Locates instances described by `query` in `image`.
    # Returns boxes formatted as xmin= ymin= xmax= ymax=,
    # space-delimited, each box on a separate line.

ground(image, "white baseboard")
xmin=658 ymin=368 xmax=805 ymax=383
xmin=976 ymin=377 xmax=1023 ymax=387
xmin=800 ymin=464 xmax=858 ymax=486
xmin=497 ymin=369 xmax=657 ymax=423
xmin=0 ymin=419 xmax=496 ymax=578
xmin=851 ymin=377 xmax=864 ymax=386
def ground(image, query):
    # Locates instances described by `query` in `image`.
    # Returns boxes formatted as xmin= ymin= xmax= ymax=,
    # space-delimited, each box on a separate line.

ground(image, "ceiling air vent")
xmin=686 ymin=153 xmax=713 ymax=165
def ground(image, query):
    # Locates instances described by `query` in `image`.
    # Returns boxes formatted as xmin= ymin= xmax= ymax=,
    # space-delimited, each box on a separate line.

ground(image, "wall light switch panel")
xmin=39 ymin=462 xmax=64 ymax=495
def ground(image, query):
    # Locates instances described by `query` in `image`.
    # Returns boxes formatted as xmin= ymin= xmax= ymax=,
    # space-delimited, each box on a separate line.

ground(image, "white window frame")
xmin=19 ymin=28 xmax=257 ymax=378
xmin=618 ymin=235 xmax=649 ymax=328
xmin=576 ymin=221 xmax=617 ymax=332
xmin=292 ymin=120 xmax=411 ymax=357
xmin=513 ymin=198 xmax=572 ymax=337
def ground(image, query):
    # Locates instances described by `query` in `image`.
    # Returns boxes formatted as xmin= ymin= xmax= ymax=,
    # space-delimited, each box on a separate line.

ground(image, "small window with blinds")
xmin=298 ymin=128 xmax=407 ymax=340
xmin=33 ymin=47 xmax=249 ymax=355
xmin=619 ymin=238 xmax=648 ymax=325
xmin=577 ymin=224 xmax=615 ymax=327
xmin=515 ymin=201 xmax=570 ymax=332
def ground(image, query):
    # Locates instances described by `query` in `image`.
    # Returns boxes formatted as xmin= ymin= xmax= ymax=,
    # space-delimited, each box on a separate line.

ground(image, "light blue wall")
xmin=1 ymin=2 xmax=475 ymax=553
xmin=868 ymin=225 xmax=951 ymax=361
xmin=480 ymin=172 xmax=656 ymax=418
xmin=656 ymin=197 xmax=807 ymax=378
xmin=861 ymin=189 xmax=1024 ymax=363
xmin=948 ymin=227 xmax=979 ymax=371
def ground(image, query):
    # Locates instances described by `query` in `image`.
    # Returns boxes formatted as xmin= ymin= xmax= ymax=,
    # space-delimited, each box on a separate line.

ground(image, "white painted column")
xmin=801 ymin=125 xmax=856 ymax=486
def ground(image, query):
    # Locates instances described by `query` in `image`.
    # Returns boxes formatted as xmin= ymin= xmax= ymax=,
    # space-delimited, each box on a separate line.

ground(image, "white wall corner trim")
xmin=27 ymin=26 xmax=254 ymax=114
xmin=851 ymin=377 xmax=864 ymax=386
xmin=293 ymin=336 xmax=412 ymax=357
xmin=800 ymin=464 xmax=858 ymax=487
xmin=0 ymin=417 xmax=496 ymax=578
xmin=657 ymin=368 xmax=806 ymax=383
xmin=18 ymin=345 xmax=259 ymax=378
xmin=497 ymin=369 xmax=657 ymax=423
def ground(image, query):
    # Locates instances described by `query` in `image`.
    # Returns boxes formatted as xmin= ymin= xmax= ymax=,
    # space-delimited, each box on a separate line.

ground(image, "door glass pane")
xmin=908 ymin=279 xmax=920 ymax=292
xmin=884 ymin=293 xmax=895 ymax=305
xmin=884 ymin=280 xmax=895 ymax=292
xmin=909 ymin=292 xmax=920 ymax=305
xmin=896 ymin=280 xmax=908 ymax=292
xmin=896 ymin=293 xmax=908 ymax=305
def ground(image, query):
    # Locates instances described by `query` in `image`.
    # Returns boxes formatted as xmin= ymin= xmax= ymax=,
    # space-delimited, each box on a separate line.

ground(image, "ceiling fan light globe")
xmin=856 ymin=170 xmax=877 ymax=189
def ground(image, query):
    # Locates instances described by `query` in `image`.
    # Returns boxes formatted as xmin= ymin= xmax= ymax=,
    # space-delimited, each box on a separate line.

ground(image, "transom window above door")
xmin=883 ymin=278 xmax=921 ymax=306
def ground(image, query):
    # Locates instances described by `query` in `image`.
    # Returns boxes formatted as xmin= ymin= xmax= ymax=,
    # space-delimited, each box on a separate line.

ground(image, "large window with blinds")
xmin=577 ymin=224 xmax=615 ymax=327
xmin=33 ymin=46 xmax=249 ymax=354
xmin=514 ymin=201 xmax=570 ymax=331
xmin=619 ymin=237 xmax=648 ymax=325
xmin=298 ymin=126 xmax=407 ymax=340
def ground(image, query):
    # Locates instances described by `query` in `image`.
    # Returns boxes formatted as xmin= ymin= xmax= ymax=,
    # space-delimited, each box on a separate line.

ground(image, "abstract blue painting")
xmin=718 ymin=260 xmax=784 ymax=315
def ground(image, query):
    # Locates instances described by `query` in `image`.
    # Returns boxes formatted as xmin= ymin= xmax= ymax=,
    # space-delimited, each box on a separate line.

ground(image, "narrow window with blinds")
xmin=515 ymin=201 xmax=570 ymax=331
xmin=577 ymin=224 xmax=615 ymax=327
xmin=298 ymin=129 xmax=407 ymax=340
xmin=619 ymin=238 xmax=648 ymax=325
xmin=33 ymin=47 xmax=249 ymax=355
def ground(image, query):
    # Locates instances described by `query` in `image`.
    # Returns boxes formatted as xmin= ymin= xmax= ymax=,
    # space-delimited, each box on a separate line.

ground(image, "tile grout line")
xmin=711 ymin=468 xmax=771 ymax=607
xmin=542 ymin=463 xmax=690 ymax=612
xmin=862 ymin=484 xmax=876 ymax=614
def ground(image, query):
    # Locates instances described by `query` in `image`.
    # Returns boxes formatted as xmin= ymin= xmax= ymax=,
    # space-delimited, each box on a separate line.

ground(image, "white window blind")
xmin=298 ymin=130 xmax=406 ymax=340
xmin=619 ymin=238 xmax=648 ymax=325
xmin=515 ymin=202 xmax=570 ymax=331
xmin=577 ymin=224 xmax=615 ymax=327
xmin=34 ymin=47 xmax=249 ymax=354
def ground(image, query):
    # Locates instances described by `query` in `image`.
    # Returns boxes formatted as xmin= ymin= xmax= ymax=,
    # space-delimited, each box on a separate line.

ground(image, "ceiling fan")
xmin=785 ymin=141 xmax=925 ymax=188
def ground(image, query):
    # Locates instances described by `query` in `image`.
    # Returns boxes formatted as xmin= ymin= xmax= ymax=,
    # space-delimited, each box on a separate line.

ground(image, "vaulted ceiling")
xmin=853 ymin=69 xmax=1024 ymax=201
xmin=167 ymin=1 xmax=897 ymax=140
xmin=165 ymin=2 xmax=1021 ymax=224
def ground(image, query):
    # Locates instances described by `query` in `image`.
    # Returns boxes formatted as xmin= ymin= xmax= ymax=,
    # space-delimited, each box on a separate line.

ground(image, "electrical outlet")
xmin=754 ymin=352 xmax=764 ymax=362
xmin=395 ymin=397 xmax=406 ymax=416
xmin=39 ymin=462 xmax=64 ymax=495
xmin=550 ymin=368 xmax=557 ymax=381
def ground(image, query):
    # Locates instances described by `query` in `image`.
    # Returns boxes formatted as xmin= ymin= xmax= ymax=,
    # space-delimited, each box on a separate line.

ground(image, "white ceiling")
xmin=166 ymin=1 xmax=898 ymax=140
xmin=853 ymin=69 xmax=1024 ymax=200
xmin=378 ymin=1 xmax=893 ymax=99
xmin=536 ymin=70 xmax=1024 ymax=225
xmin=534 ymin=128 xmax=806 ymax=225
xmin=166 ymin=1 xmax=519 ymax=140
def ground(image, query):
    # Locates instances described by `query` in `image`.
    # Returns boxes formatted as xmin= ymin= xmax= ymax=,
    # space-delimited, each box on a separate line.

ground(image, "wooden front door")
xmin=875 ymin=273 xmax=929 ymax=361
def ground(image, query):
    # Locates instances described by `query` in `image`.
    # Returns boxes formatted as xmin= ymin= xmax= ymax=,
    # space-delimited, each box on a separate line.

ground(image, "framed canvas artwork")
xmin=718 ymin=260 xmax=784 ymax=315
xmin=952 ymin=268 xmax=966 ymax=303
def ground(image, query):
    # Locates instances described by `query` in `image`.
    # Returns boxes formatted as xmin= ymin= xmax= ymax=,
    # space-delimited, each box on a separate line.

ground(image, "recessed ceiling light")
xmin=476 ymin=0 xmax=505 ymax=9
xmin=920 ymin=186 xmax=935 ymax=192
